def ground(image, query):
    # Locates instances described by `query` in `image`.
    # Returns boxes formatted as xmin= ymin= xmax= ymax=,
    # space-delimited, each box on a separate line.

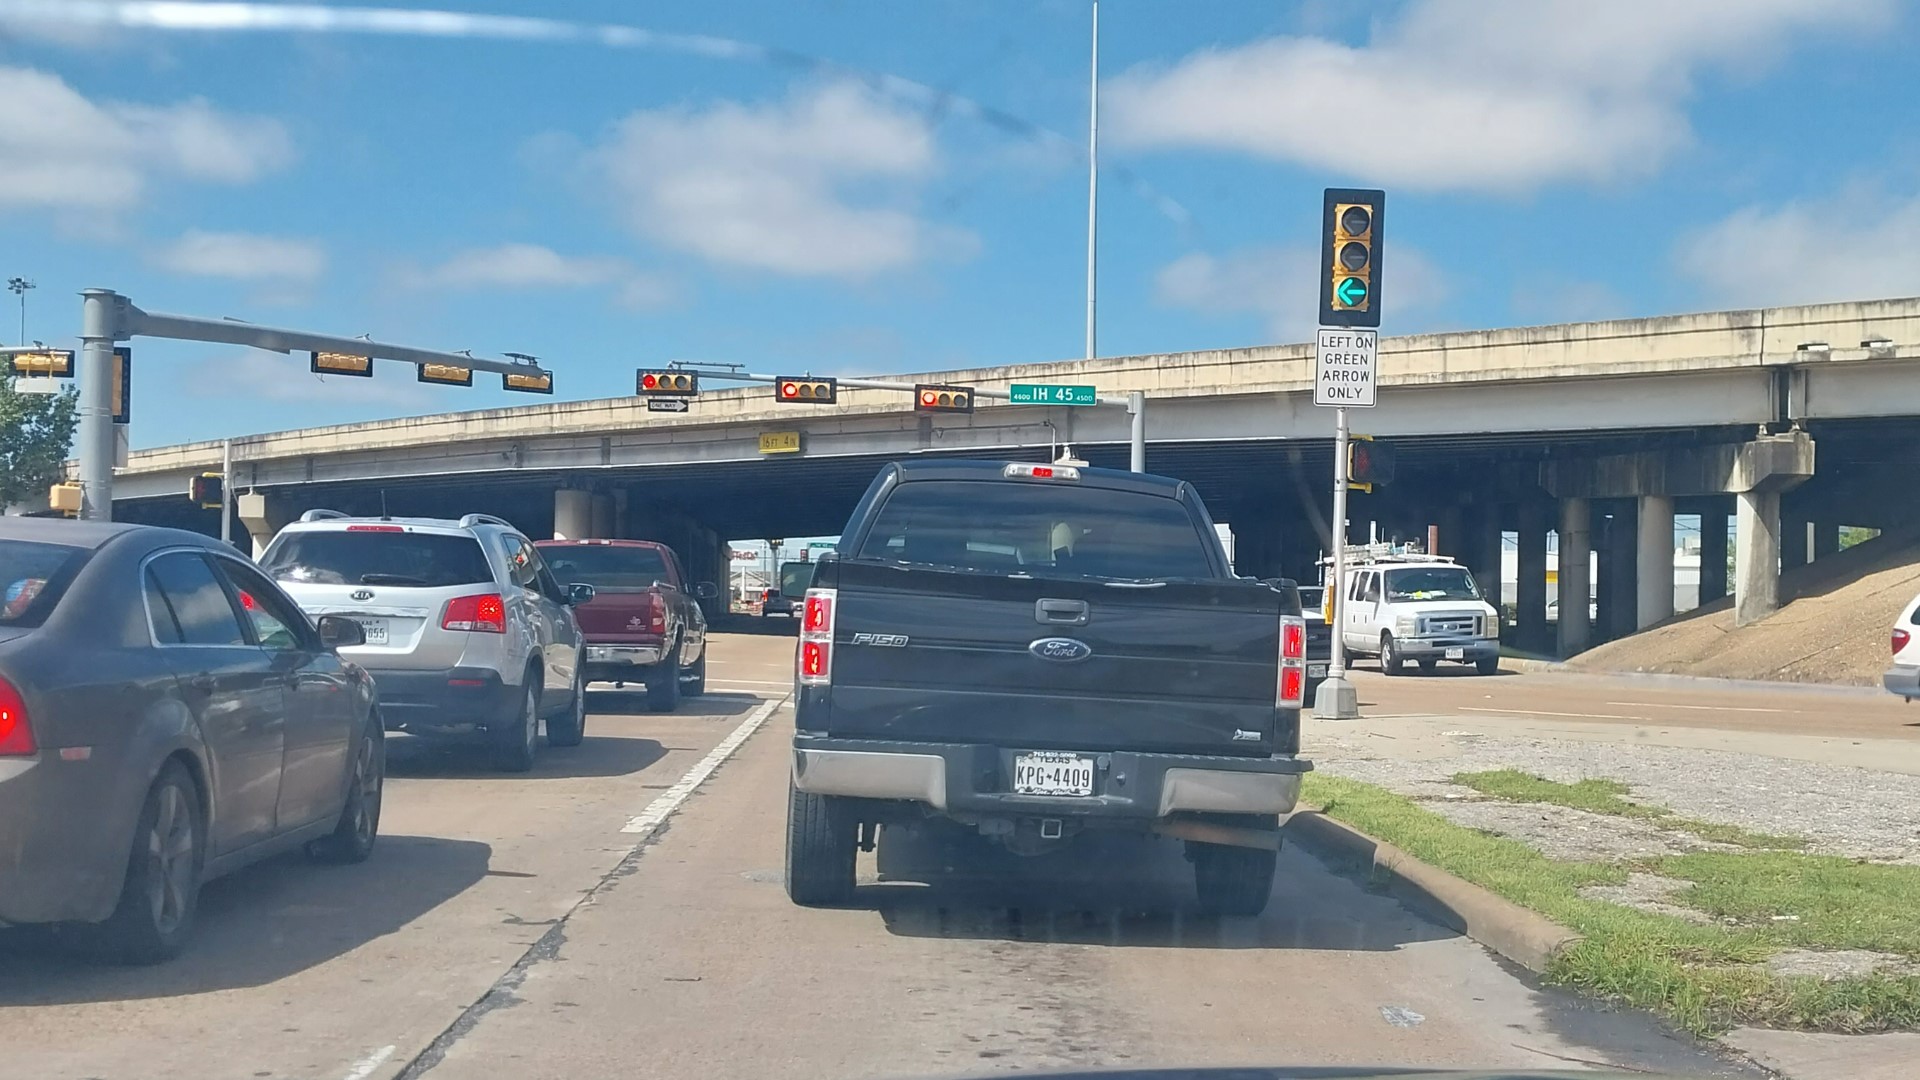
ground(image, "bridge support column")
xmin=1699 ymin=504 xmax=1729 ymax=604
xmin=1557 ymin=498 xmax=1592 ymax=657
xmin=1516 ymin=503 xmax=1550 ymax=655
xmin=236 ymin=491 xmax=293 ymax=560
xmin=1598 ymin=501 xmax=1638 ymax=643
xmin=590 ymin=493 xmax=614 ymax=539
xmin=1736 ymin=489 xmax=1782 ymax=626
xmin=1637 ymin=495 xmax=1675 ymax=630
xmin=554 ymin=489 xmax=592 ymax=540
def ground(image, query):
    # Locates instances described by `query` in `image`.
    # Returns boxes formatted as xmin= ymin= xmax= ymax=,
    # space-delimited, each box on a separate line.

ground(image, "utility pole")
xmin=1084 ymin=0 xmax=1099 ymax=362
xmin=7 ymin=278 xmax=33 ymax=345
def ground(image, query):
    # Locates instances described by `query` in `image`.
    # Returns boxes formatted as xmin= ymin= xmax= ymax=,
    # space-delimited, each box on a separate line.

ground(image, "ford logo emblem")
xmin=1029 ymin=637 xmax=1093 ymax=663
xmin=350 ymin=589 xmax=375 ymax=602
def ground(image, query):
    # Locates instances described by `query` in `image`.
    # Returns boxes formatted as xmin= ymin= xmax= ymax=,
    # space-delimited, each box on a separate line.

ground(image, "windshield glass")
xmin=542 ymin=545 xmax=670 ymax=590
xmin=779 ymin=561 xmax=815 ymax=597
xmin=1384 ymin=566 xmax=1481 ymax=602
xmin=0 ymin=539 xmax=86 ymax=625
xmin=262 ymin=531 xmax=493 ymax=588
xmin=857 ymin=480 xmax=1215 ymax=579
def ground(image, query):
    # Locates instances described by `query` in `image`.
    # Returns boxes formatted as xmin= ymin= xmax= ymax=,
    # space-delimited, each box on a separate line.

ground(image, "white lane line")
xmin=342 ymin=1045 xmax=396 ymax=1080
xmin=1605 ymin=701 xmax=1787 ymax=714
xmin=1460 ymin=706 xmax=1647 ymax=721
xmin=621 ymin=695 xmax=786 ymax=834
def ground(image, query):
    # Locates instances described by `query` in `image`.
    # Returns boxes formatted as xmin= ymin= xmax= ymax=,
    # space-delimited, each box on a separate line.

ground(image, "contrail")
xmin=0 ymin=0 xmax=1195 ymax=234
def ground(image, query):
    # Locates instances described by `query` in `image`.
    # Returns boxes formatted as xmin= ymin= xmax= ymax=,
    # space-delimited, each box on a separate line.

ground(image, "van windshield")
xmin=1384 ymin=567 xmax=1481 ymax=602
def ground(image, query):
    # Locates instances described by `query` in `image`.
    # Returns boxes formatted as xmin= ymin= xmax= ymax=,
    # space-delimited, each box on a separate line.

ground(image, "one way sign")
xmin=1313 ymin=329 xmax=1377 ymax=408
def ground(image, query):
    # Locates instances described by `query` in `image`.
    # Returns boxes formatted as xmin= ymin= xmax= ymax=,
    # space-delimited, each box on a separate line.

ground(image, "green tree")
xmin=0 ymin=368 xmax=79 ymax=510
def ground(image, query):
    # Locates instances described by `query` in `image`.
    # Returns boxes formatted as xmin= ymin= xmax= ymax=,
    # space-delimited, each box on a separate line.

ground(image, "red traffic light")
xmin=643 ymin=373 xmax=659 ymax=390
xmin=774 ymin=377 xmax=837 ymax=404
xmin=915 ymin=384 xmax=973 ymax=413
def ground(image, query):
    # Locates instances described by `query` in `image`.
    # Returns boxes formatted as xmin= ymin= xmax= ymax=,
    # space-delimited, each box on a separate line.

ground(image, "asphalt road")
xmin=0 ymin=633 xmax=1769 ymax=1080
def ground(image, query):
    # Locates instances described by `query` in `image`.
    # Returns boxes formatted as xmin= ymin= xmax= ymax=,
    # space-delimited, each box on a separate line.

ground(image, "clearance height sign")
xmin=1313 ymin=329 xmax=1377 ymax=408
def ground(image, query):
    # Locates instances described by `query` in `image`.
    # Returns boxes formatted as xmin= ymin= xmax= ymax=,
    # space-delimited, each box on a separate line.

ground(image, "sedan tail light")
xmin=798 ymin=588 xmax=837 ymax=687
xmin=443 ymin=593 xmax=507 ymax=633
xmin=0 ymin=676 xmax=34 ymax=756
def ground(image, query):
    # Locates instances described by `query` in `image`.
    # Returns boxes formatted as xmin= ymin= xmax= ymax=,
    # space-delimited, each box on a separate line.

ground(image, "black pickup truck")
xmin=785 ymin=459 xmax=1314 ymax=916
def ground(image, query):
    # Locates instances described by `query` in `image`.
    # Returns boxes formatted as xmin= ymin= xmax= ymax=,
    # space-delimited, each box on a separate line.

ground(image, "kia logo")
xmin=350 ymin=589 xmax=374 ymax=602
xmin=1029 ymin=637 xmax=1093 ymax=663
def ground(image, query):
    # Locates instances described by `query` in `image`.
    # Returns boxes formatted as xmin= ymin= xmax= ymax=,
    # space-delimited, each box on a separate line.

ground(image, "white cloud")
xmin=154 ymin=230 xmax=326 ymax=281
xmin=1156 ymin=245 xmax=1448 ymax=343
xmin=580 ymin=80 xmax=975 ymax=278
xmin=0 ymin=64 xmax=290 ymax=210
xmin=401 ymin=243 xmax=682 ymax=311
xmin=188 ymin=349 xmax=435 ymax=407
xmin=1677 ymin=187 xmax=1920 ymax=308
xmin=1106 ymin=0 xmax=1892 ymax=192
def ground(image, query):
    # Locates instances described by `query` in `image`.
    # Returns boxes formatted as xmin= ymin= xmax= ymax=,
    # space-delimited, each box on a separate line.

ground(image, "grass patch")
xmin=1301 ymin=773 xmax=1920 ymax=1035
xmin=1452 ymin=768 xmax=1806 ymax=850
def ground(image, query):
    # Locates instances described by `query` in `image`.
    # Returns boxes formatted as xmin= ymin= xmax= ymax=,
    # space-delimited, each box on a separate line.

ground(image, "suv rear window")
xmin=540 ymin=545 xmax=670 ymax=590
xmin=855 ymin=480 xmax=1216 ymax=580
xmin=262 ymin=530 xmax=494 ymax=588
xmin=0 ymin=539 xmax=87 ymax=626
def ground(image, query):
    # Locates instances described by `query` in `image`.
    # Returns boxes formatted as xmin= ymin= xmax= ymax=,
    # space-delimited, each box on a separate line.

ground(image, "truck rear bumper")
xmin=791 ymin=736 xmax=1312 ymax=819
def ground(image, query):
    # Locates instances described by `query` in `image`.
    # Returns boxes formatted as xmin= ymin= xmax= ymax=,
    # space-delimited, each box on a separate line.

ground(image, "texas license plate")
xmin=1012 ymin=752 xmax=1095 ymax=797
xmin=353 ymin=619 xmax=388 ymax=646
xmin=1445 ymin=647 xmax=1465 ymax=660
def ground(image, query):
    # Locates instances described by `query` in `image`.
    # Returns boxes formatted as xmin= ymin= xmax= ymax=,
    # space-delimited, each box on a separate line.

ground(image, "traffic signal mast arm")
xmin=663 ymin=363 xmax=1134 ymax=407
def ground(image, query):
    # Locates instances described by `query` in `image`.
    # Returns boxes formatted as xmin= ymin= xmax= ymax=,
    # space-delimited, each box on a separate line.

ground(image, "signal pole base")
xmin=1312 ymin=675 xmax=1359 ymax=720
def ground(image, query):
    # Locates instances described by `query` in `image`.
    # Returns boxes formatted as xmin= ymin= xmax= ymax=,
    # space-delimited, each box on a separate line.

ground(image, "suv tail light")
xmin=443 ymin=593 xmax=507 ymax=633
xmin=798 ymin=588 xmax=837 ymax=687
xmin=1896 ymin=628 xmax=1911 ymax=656
xmin=0 ymin=676 xmax=34 ymax=756
xmin=1278 ymin=614 xmax=1306 ymax=709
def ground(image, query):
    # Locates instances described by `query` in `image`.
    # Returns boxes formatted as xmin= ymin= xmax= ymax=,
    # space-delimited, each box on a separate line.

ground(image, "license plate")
xmin=353 ymin=619 xmax=388 ymax=646
xmin=1308 ymin=663 xmax=1328 ymax=679
xmin=1012 ymin=752 xmax=1095 ymax=797
xmin=1445 ymin=647 xmax=1464 ymax=660
xmin=587 ymin=647 xmax=631 ymax=663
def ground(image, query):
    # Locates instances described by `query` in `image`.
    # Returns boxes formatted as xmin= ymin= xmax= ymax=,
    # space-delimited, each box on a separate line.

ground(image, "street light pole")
xmin=1314 ymin=406 xmax=1359 ymax=719
xmin=7 ymin=278 xmax=34 ymax=345
xmin=1085 ymin=0 xmax=1099 ymax=362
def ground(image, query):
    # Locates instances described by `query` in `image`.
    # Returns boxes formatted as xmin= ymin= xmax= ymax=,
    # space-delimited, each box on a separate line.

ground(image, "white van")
xmin=1332 ymin=549 xmax=1501 ymax=676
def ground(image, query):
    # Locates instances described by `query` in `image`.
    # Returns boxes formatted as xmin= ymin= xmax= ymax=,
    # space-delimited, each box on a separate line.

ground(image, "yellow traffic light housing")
xmin=914 ymin=384 xmax=974 ymax=414
xmin=775 ymin=377 xmax=838 ymax=404
xmin=1320 ymin=188 xmax=1383 ymax=328
xmin=636 ymin=370 xmax=698 ymax=396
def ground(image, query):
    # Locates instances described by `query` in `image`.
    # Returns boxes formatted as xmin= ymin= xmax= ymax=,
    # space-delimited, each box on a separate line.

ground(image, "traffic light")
xmin=775 ymin=377 xmax=837 ymax=404
xmin=6 ymin=349 xmax=73 ymax=378
xmin=111 ymin=347 xmax=131 ymax=424
xmin=1319 ymin=187 xmax=1384 ymax=328
xmin=637 ymin=370 xmax=698 ymax=396
xmin=1348 ymin=435 xmax=1395 ymax=490
xmin=914 ymin=384 xmax=973 ymax=414
xmin=189 ymin=473 xmax=224 ymax=509
xmin=503 ymin=369 xmax=553 ymax=394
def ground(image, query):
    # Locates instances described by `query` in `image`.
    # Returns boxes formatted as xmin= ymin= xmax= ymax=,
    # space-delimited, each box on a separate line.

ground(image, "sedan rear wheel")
xmin=91 ymin=762 xmax=204 ymax=964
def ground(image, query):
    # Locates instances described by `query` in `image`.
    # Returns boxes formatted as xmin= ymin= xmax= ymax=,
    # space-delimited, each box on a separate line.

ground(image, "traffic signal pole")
xmin=1315 ymin=405 xmax=1359 ymax=718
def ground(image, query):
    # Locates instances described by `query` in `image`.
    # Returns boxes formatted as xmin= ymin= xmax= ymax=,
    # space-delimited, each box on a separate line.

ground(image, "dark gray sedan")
xmin=0 ymin=518 xmax=384 ymax=963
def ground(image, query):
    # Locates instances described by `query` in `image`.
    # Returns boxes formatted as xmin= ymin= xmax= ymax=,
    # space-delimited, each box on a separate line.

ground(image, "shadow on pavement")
xmin=0 ymin=835 xmax=490 ymax=1005
xmin=870 ymin=822 xmax=1459 ymax=952
xmin=386 ymin=734 xmax=668 ymax=780
xmin=586 ymin=688 xmax=768 ymax=720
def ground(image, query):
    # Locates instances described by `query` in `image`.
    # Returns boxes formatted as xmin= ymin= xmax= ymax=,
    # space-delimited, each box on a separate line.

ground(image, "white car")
xmin=259 ymin=511 xmax=592 ymax=771
xmin=1885 ymin=592 xmax=1920 ymax=699
xmin=1335 ymin=553 xmax=1501 ymax=676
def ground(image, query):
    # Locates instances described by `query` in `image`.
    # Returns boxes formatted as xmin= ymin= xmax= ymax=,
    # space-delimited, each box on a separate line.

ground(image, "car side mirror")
xmin=316 ymin=614 xmax=366 ymax=650
xmin=567 ymin=582 xmax=596 ymax=606
xmin=694 ymin=582 xmax=719 ymax=600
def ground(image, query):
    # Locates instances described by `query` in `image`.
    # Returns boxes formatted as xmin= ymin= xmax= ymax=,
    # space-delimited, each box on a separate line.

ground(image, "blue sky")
xmin=2 ymin=0 xmax=1917 ymax=449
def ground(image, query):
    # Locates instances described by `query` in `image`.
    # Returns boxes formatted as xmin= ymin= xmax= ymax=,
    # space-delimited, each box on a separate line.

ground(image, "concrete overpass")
xmin=111 ymin=297 xmax=1920 ymax=655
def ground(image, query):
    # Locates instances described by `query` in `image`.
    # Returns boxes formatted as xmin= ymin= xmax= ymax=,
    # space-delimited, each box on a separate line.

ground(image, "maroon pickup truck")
xmin=535 ymin=540 xmax=714 ymax=711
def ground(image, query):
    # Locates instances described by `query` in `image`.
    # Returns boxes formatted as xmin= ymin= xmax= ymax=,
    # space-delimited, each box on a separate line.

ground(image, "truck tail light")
xmin=798 ymin=588 xmax=837 ymax=687
xmin=1277 ymin=614 xmax=1306 ymax=709
xmin=0 ymin=676 xmax=34 ymax=757
xmin=1896 ymin=628 xmax=1911 ymax=656
xmin=648 ymin=592 xmax=668 ymax=635
xmin=443 ymin=593 xmax=507 ymax=633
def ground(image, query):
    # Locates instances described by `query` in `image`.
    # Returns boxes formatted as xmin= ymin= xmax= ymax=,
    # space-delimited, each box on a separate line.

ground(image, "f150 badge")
xmin=851 ymin=633 xmax=909 ymax=647
xmin=1029 ymin=637 xmax=1093 ymax=663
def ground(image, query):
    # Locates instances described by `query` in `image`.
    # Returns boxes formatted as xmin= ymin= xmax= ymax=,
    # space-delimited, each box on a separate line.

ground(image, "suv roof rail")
xmin=298 ymin=509 xmax=349 ymax=523
xmin=458 ymin=513 xmax=514 ymax=530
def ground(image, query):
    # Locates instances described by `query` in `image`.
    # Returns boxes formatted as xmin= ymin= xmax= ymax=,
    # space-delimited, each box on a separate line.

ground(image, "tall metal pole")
xmin=1084 ymin=0 xmax=1098 ymax=362
xmin=1127 ymin=390 xmax=1144 ymax=473
xmin=77 ymin=289 xmax=119 ymax=522
xmin=1314 ymin=405 xmax=1359 ymax=718
xmin=220 ymin=438 xmax=233 ymax=545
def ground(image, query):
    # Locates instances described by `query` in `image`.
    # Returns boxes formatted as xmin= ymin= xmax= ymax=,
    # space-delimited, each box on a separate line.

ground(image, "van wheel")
xmin=1380 ymin=634 xmax=1406 ymax=675
xmin=90 ymin=762 xmax=204 ymax=964
xmin=492 ymin=679 xmax=540 ymax=773
xmin=785 ymin=782 xmax=857 ymax=906
xmin=647 ymin=642 xmax=682 ymax=712
xmin=1190 ymin=841 xmax=1277 ymax=917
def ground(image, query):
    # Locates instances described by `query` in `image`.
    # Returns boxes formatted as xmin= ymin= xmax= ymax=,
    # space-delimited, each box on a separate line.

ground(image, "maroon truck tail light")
xmin=648 ymin=592 xmax=669 ymax=635
xmin=798 ymin=588 xmax=837 ymax=687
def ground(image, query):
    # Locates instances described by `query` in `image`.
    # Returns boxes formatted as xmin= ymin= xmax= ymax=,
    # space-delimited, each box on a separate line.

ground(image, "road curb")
xmin=1285 ymin=809 xmax=1582 ymax=975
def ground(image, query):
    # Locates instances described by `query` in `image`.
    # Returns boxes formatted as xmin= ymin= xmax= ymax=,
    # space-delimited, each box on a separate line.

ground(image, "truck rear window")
xmin=855 ymin=480 xmax=1216 ymax=579
xmin=262 ymin=531 xmax=493 ymax=588
xmin=541 ymin=545 xmax=671 ymax=590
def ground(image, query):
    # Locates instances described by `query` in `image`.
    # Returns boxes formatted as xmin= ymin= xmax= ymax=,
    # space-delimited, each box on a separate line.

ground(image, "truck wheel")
xmin=491 ymin=679 xmax=540 ymax=773
xmin=681 ymin=650 xmax=707 ymax=698
xmin=647 ymin=642 xmax=682 ymax=712
xmin=785 ymin=782 xmax=856 ymax=906
xmin=1476 ymin=655 xmax=1501 ymax=676
xmin=1380 ymin=634 xmax=1405 ymax=676
xmin=1190 ymin=842 xmax=1277 ymax=918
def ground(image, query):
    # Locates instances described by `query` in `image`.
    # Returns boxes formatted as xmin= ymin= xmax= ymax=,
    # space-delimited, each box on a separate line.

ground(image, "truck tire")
xmin=681 ymin=649 xmax=707 ymax=697
xmin=1190 ymin=841 xmax=1277 ymax=918
xmin=785 ymin=781 xmax=856 ymax=906
xmin=1380 ymin=633 xmax=1406 ymax=676
xmin=646 ymin=642 xmax=682 ymax=712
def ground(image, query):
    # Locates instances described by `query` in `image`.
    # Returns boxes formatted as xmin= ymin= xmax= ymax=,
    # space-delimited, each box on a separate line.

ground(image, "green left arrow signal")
xmin=1336 ymin=276 xmax=1368 ymax=307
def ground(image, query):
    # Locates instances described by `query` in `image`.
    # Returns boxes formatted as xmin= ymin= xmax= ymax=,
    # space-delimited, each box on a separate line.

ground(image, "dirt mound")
xmin=1568 ymin=529 xmax=1920 ymax=686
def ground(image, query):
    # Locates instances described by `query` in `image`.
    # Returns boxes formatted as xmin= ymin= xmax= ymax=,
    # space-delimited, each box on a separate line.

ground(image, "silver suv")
xmin=259 ymin=511 xmax=592 ymax=772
